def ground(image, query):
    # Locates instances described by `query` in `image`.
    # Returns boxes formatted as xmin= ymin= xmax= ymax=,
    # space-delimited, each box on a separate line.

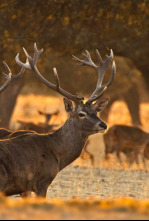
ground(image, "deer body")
xmin=0 ymin=117 xmax=89 ymax=197
xmin=0 ymin=133 xmax=59 ymax=196
xmin=104 ymin=125 xmax=148 ymax=167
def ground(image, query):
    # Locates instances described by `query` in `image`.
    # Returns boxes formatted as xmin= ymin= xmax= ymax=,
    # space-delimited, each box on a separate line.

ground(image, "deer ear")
xmin=63 ymin=98 xmax=74 ymax=112
xmin=92 ymin=98 xmax=109 ymax=112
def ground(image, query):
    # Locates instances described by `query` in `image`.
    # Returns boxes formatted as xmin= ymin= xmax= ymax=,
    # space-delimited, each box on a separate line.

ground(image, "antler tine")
xmin=103 ymin=60 xmax=116 ymax=88
xmin=86 ymin=86 xmax=107 ymax=104
xmin=33 ymin=43 xmax=44 ymax=65
xmin=95 ymin=49 xmax=114 ymax=88
xmin=87 ymin=60 xmax=116 ymax=104
xmin=15 ymin=53 xmax=31 ymax=70
xmin=0 ymin=61 xmax=25 ymax=94
xmin=0 ymin=62 xmax=12 ymax=94
xmin=73 ymin=48 xmax=115 ymax=104
xmin=0 ymin=73 xmax=11 ymax=94
xmin=16 ymin=43 xmax=43 ymax=71
xmin=16 ymin=43 xmax=84 ymax=104
xmin=72 ymin=50 xmax=97 ymax=70
xmin=11 ymin=67 xmax=25 ymax=81
xmin=3 ymin=61 xmax=25 ymax=82
xmin=87 ymin=49 xmax=114 ymax=103
xmin=96 ymin=49 xmax=104 ymax=64
xmin=3 ymin=61 xmax=11 ymax=74
xmin=53 ymin=68 xmax=60 ymax=91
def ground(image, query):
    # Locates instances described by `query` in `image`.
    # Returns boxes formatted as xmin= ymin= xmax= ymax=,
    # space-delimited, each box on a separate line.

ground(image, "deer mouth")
xmin=85 ymin=129 xmax=106 ymax=135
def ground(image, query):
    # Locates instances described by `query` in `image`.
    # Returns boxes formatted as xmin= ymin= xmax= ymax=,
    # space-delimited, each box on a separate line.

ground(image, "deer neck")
xmin=51 ymin=118 xmax=88 ymax=171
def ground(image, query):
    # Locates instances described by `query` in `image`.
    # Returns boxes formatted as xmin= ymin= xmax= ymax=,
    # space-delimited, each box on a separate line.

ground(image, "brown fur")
xmin=104 ymin=125 xmax=148 ymax=168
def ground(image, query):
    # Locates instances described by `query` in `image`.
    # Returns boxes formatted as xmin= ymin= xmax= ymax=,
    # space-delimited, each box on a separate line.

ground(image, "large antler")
xmin=0 ymin=62 xmax=24 ymax=94
xmin=72 ymin=49 xmax=116 ymax=104
xmin=15 ymin=43 xmax=84 ymax=104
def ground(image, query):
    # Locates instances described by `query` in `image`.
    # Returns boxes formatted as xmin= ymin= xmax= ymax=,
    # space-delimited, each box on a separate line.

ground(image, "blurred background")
xmin=0 ymin=0 xmax=149 ymax=129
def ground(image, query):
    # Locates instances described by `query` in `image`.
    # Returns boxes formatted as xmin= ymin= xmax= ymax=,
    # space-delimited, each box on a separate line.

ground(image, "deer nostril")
xmin=99 ymin=122 xmax=107 ymax=130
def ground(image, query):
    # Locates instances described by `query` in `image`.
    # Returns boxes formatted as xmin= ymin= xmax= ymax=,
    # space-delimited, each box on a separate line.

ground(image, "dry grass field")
xmin=2 ymin=94 xmax=149 ymax=219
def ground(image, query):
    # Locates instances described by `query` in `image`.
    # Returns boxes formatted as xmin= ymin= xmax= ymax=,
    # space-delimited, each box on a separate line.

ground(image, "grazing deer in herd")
xmin=104 ymin=125 xmax=148 ymax=168
xmin=0 ymin=43 xmax=116 ymax=198
xmin=17 ymin=110 xmax=59 ymax=133
xmin=144 ymin=142 xmax=149 ymax=162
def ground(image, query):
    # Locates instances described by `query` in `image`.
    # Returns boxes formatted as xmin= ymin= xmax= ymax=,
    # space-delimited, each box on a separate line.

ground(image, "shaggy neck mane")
xmin=48 ymin=117 xmax=88 ymax=171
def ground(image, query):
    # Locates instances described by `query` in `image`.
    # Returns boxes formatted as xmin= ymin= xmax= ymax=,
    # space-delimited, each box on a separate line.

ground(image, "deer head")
xmin=38 ymin=110 xmax=59 ymax=125
xmin=16 ymin=43 xmax=116 ymax=136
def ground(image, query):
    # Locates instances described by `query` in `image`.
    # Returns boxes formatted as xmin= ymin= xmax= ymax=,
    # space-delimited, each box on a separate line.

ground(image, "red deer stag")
xmin=104 ymin=125 xmax=148 ymax=168
xmin=0 ymin=43 xmax=116 ymax=198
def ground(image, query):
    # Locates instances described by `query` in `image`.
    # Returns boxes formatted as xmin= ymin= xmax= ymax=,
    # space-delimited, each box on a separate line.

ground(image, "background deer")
xmin=0 ymin=43 xmax=116 ymax=197
xmin=144 ymin=142 xmax=149 ymax=162
xmin=104 ymin=125 xmax=148 ymax=168
xmin=38 ymin=110 xmax=59 ymax=125
xmin=17 ymin=110 xmax=59 ymax=133
xmin=80 ymin=140 xmax=95 ymax=166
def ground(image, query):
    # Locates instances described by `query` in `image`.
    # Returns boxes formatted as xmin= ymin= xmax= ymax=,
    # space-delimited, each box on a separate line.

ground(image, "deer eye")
xmin=79 ymin=111 xmax=87 ymax=118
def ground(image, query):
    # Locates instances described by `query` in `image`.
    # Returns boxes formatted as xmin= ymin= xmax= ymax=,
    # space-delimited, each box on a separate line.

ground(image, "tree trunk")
xmin=101 ymin=85 xmax=141 ymax=126
xmin=0 ymin=76 xmax=24 ymax=129
xmin=123 ymin=85 xmax=142 ymax=126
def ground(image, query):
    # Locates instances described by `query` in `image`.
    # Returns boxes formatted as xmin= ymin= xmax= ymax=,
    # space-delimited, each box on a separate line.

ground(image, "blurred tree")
xmin=0 ymin=77 xmax=24 ymax=128
xmin=0 ymin=0 xmax=148 ymax=127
